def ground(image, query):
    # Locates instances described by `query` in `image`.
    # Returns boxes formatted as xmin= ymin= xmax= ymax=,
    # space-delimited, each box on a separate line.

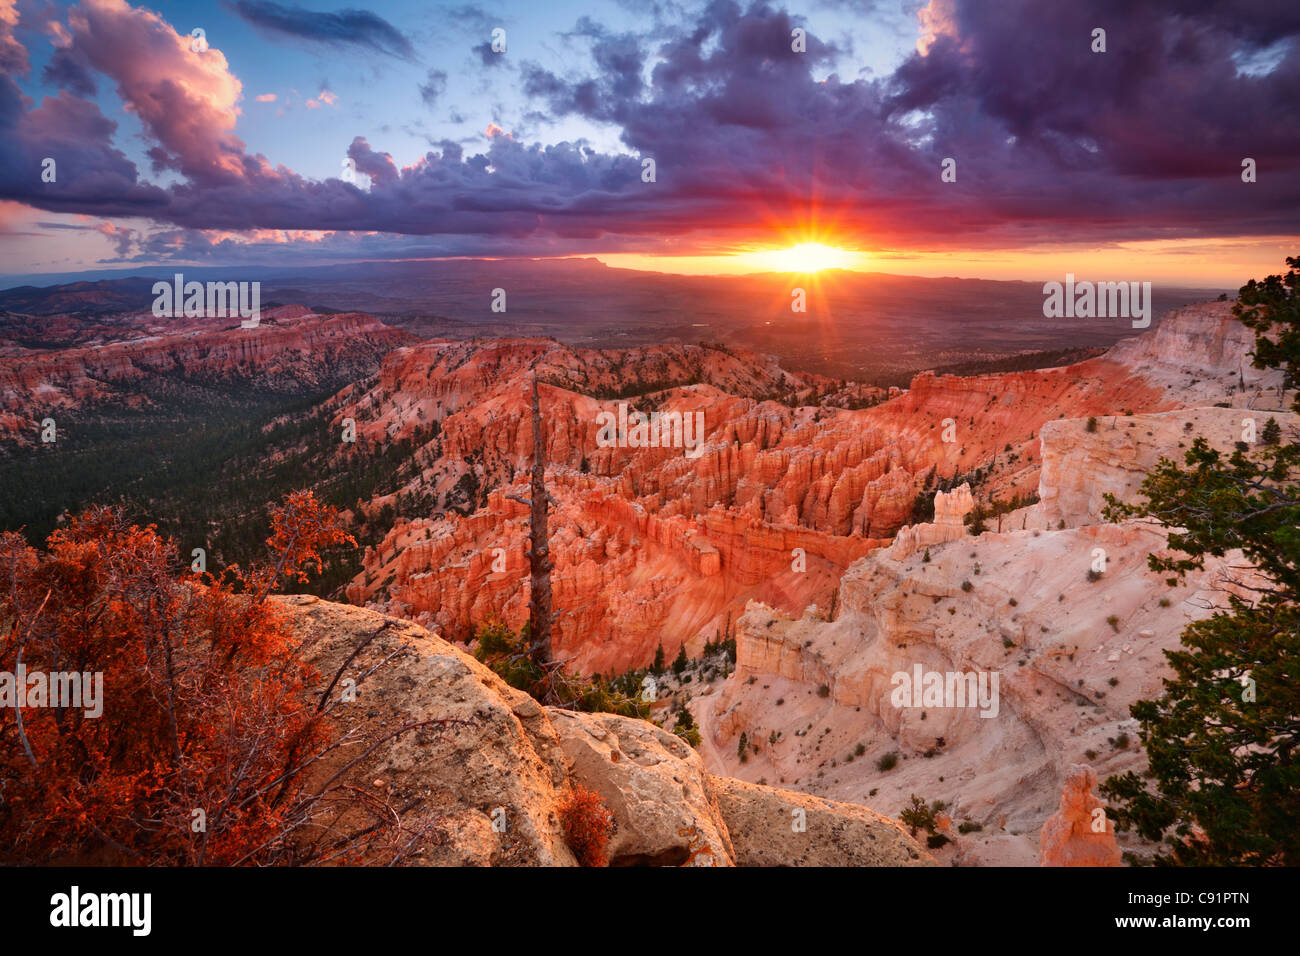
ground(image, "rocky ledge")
xmin=276 ymin=593 xmax=934 ymax=867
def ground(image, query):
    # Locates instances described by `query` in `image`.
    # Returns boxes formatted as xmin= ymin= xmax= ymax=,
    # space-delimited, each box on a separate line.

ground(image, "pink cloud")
xmin=305 ymin=88 xmax=337 ymax=110
xmin=0 ymin=0 xmax=28 ymax=75
xmin=255 ymin=92 xmax=276 ymax=102
xmin=59 ymin=0 xmax=250 ymax=183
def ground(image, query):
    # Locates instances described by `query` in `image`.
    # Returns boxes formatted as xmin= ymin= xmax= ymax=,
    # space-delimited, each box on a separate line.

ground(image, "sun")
xmin=743 ymin=242 xmax=864 ymax=274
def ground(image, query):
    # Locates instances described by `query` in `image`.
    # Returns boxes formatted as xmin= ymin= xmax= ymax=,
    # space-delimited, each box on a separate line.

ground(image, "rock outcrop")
xmin=342 ymin=301 xmax=1287 ymax=677
xmin=1039 ymin=765 xmax=1123 ymax=867
xmin=1039 ymin=406 xmax=1298 ymax=527
xmin=277 ymin=593 xmax=932 ymax=867
xmin=711 ymin=775 xmax=933 ymax=867
xmin=1040 ymin=764 xmax=1123 ymax=868
xmin=0 ymin=308 xmax=414 ymax=443
xmin=889 ymin=482 xmax=974 ymax=559
xmin=698 ymin=393 xmax=1279 ymax=864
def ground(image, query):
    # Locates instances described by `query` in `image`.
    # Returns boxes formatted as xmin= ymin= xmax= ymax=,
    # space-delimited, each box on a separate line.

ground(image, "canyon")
xmin=336 ymin=299 xmax=1289 ymax=865
xmin=1 ymin=293 xmax=1289 ymax=866
xmin=345 ymin=301 xmax=1282 ymax=678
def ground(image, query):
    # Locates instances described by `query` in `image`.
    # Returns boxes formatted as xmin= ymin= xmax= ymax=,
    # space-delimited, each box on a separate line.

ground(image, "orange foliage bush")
xmin=0 ymin=492 xmax=357 ymax=865
xmin=559 ymin=785 xmax=615 ymax=867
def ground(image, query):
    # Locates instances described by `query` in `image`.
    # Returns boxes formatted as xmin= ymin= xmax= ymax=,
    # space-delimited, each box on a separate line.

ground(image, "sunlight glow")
xmin=741 ymin=242 xmax=865 ymax=273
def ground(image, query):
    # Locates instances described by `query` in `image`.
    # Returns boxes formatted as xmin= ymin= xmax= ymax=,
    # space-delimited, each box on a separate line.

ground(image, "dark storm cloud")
xmin=228 ymin=0 xmax=416 ymax=59
xmin=2 ymin=0 xmax=1299 ymax=255
xmin=41 ymin=48 xmax=97 ymax=97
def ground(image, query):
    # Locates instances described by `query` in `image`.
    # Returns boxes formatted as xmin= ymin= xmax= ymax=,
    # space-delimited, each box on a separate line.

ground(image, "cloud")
xmin=255 ymin=92 xmax=276 ymax=102
xmin=41 ymin=47 xmax=97 ymax=95
xmin=305 ymin=88 xmax=336 ymax=109
xmin=2 ymin=0 xmax=1298 ymax=262
xmin=419 ymin=68 xmax=447 ymax=106
xmin=54 ymin=0 xmax=251 ymax=185
xmin=347 ymin=136 xmax=397 ymax=186
xmin=0 ymin=0 xmax=27 ymax=76
xmin=228 ymin=0 xmax=415 ymax=60
xmin=472 ymin=40 xmax=503 ymax=67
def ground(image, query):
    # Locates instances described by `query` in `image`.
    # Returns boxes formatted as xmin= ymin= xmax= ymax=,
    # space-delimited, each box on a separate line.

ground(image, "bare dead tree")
xmin=506 ymin=374 xmax=556 ymax=669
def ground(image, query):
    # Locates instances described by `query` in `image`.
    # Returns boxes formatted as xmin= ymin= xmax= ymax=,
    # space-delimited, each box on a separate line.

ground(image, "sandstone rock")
xmin=549 ymin=710 xmax=734 ymax=866
xmin=281 ymin=594 xmax=576 ymax=866
xmin=1039 ymin=407 xmax=1298 ymax=527
xmin=1040 ymin=765 xmax=1122 ymax=867
xmin=709 ymin=776 xmax=935 ymax=867
xmin=889 ymin=482 xmax=974 ymax=559
xmin=341 ymin=301 xmax=1276 ymax=675
xmin=274 ymin=594 xmax=927 ymax=867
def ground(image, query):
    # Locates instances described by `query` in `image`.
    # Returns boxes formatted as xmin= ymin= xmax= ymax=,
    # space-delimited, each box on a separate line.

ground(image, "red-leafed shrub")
xmin=0 ymin=493 xmax=366 ymax=865
xmin=559 ymin=785 xmax=615 ymax=867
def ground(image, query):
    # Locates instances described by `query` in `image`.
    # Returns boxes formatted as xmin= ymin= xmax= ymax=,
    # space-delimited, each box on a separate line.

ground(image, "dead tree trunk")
xmin=506 ymin=374 xmax=554 ymax=668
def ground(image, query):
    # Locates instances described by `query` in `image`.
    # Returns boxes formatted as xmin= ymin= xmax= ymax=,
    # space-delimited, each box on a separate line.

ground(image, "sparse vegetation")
xmin=559 ymin=786 xmax=615 ymax=867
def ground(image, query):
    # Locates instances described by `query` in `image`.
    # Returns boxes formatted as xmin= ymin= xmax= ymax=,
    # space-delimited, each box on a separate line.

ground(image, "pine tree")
xmin=1262 ymin=416 xmax=1282 ymax=446
xmin=652 ymin=642 xmax=665 ymax=675
xmin=672 ymin=643 xmax=689 ymax=677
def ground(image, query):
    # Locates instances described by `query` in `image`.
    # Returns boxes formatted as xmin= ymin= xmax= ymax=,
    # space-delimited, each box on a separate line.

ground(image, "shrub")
xmin=877 ymin=751 xmax=899 ymax=772
xmin=1086 ymin=416 xmax=1098 ymax=432
xmin=1106 ymin=614 xmax=1121 ymax=632
xmin=559 ymin=786 xmax=615 ymax=867
xmin=900 ymin=794 xmax=948 ymax=837
xmin=817 ymin=684 xmax=831 ymax=698
xmin=474 ymin=622 xmax=648 ymax=718
xmin=961 ymin=580 xmax=974 ymax=592
xmin=0 ymin=499 xmax=399 ymax=866
xmin=672 ymin=707 xmax=701 ymax=748
xmin=957 ymin=821 xmax=983 ymax=834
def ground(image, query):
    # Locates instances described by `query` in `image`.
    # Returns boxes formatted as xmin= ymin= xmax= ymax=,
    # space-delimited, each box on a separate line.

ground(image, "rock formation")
xmin=279 ymin=593 xmax=932 ymax=867
xmin=341 ymin=301 xmax=1289 ymax=679
xmin=1039 ymin=765 xmax=1123 ymax=867
xmin=889 ymin=482 xmax=974 ymax=559
xmin=0 ymin=307 xmax=414 ymax=443
xmin=691 ymin=300 xmax=1293 ymax=865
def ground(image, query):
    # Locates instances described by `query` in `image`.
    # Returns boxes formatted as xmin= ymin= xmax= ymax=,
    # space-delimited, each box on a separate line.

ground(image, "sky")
xmin=0 ymin=0 xmax=1297 ymax=286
